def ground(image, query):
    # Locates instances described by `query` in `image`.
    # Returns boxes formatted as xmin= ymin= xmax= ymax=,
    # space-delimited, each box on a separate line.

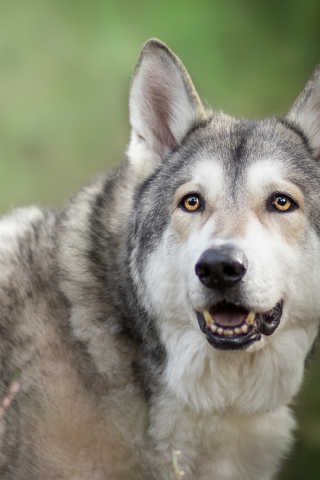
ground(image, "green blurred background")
xmin=1 ymin=0 xmax=320 ymax=478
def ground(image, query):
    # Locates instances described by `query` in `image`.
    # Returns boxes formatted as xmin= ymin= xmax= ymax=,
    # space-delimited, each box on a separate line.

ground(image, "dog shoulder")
xmin=0 ymin=206 xmax=65 ymax=381
xmin=0 ymin=205 xmax=60 ymax=310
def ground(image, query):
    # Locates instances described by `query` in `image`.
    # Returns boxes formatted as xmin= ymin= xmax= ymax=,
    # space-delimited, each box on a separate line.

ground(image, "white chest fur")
xmin=149 ymin=390 xmax=295 ymax=480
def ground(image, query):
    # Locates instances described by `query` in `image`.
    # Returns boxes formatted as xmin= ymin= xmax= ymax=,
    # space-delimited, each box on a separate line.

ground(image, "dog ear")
xmin=127 ymin=39 xmax=207 ymax=178
xmin=287 ymin=64 xmax=320 ymax=159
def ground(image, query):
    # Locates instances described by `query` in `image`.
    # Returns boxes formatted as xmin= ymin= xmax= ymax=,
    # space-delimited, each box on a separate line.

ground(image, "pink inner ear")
xmin=141 ymin=64 xmax=179 ymax=155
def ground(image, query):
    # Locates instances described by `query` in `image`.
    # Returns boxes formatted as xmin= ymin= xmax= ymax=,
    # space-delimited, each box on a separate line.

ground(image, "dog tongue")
xmin=212 ymin=306 xmax=248 ymax=327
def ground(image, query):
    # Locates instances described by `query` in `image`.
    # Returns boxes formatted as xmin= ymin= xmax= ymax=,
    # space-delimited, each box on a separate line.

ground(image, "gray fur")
xmin=1 ymin=39 xmax=320 ymax=479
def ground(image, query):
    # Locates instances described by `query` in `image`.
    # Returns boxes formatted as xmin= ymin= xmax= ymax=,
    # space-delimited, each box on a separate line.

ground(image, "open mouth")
xmin=196 ymin=300 xmax=283 ymax=350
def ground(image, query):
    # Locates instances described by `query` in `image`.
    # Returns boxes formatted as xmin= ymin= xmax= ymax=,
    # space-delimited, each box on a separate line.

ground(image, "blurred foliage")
xmin=281 ymin=348 xmax=320 ymax=479
xmin=0 ymin=0 xmax=320 ymax=478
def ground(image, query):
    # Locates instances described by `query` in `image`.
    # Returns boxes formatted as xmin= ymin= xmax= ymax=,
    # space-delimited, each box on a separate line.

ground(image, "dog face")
xmin=131 ymin=117 xmax=320 ymax=347
xmin=127 ymin=40 xmax=320 ymax=412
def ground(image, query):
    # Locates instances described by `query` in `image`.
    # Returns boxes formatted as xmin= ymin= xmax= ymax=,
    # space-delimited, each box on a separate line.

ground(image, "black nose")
xmin=195 ymin=246 xmax=248 ymax=289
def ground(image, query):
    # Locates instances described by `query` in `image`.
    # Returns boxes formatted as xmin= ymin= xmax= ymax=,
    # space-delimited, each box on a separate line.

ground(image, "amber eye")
xmin=272 ymin=195 xmax=294 ymax=212
xmin=181 ymin=194 xmax=201 ymax=212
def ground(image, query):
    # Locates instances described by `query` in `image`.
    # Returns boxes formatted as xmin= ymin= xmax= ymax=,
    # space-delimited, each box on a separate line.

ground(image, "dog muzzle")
xmin=196 ymin=300 xmax=283 ymax=350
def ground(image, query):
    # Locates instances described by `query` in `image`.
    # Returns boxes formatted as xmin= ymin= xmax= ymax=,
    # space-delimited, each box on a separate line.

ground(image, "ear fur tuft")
xmin=287 ymin=64 xmax=320 ymax=159
xmin=127 ymin=39 xmax=207 ymax=178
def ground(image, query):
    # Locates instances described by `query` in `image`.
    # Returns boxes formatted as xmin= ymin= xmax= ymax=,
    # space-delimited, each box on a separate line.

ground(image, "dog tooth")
xmin=241 ymin=324 xmax=248 ymax=334
xmin=224 ymin=329 xmax=233 ymax=337
xmin=203 ymin=310 xmax=213 ymax=326
xmin=246 ymin=311 xmax=255 ymax=325
xmin=234 ymin=327 xmax=241 ymax=335
xmin=211 ymin=325 xmax=217 ymax=333
xmin=217 ymin=328 xmax=223 ymax=336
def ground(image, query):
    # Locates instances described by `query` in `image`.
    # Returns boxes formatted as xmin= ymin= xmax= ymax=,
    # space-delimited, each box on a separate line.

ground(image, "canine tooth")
xmin=241 ymin=324 xmax=248 ymax=334
xmin=234 ymin=327 xmax=241 ymax=335
xmin=211 ymin=325 xmax=217 ymax=333
xmin=217 ymin=328 xmax=223 ymax=336
xmin=224 ymin=329 xmax=233 ymax=337
xmin=246 ymin=311 xmax=255 ymax=325
xmin=203 ymin=310 xmax=213 ymax=326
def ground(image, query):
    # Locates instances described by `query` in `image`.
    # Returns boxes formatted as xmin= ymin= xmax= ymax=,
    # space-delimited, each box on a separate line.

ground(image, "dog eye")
xmin=181 ymin=194 xmax=202 ymax=212
xmin=272 ymin=195 xmax=295 ymax=212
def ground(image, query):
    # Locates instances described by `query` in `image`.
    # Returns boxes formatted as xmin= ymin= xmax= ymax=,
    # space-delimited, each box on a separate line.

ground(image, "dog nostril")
xmin=223 ymin=265 xmax=238 ymax=277
xmin=222 ymin=262 xmax=245 ymax=278
xmin=195 ymin=264 xmax=210 ymax=278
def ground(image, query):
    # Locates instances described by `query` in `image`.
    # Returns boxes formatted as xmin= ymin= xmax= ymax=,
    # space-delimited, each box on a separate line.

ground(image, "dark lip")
xmin=196 ymin=300 xmax=283 ymax=351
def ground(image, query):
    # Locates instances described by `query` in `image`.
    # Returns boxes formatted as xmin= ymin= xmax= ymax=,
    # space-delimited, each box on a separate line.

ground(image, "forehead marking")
xmin=173 ymin=160 xmax=224 ymax=209
xmin=172 ymin=160 xmax=223 ymax=242
xmin=247 ymin=160 xmax=306 ymax=246
xmin=247 ymin=160 xmax=287 ymax=193
xmin=174 ymin=158 xmax=250 ymax=241
xmin=191 ymin=159 xmax=224 ymax=193
xmin=247 ymin=160 xmax=305 ymax=207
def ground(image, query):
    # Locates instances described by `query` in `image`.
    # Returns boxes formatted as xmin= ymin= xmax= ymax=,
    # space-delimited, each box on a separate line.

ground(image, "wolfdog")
xmin=1 ymin=39 xmax=320 ymax=480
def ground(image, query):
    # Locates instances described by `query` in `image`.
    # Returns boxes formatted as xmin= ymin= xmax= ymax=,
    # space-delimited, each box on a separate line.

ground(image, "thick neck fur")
xmin=57 ymin=161 xmax=166 ymax=398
